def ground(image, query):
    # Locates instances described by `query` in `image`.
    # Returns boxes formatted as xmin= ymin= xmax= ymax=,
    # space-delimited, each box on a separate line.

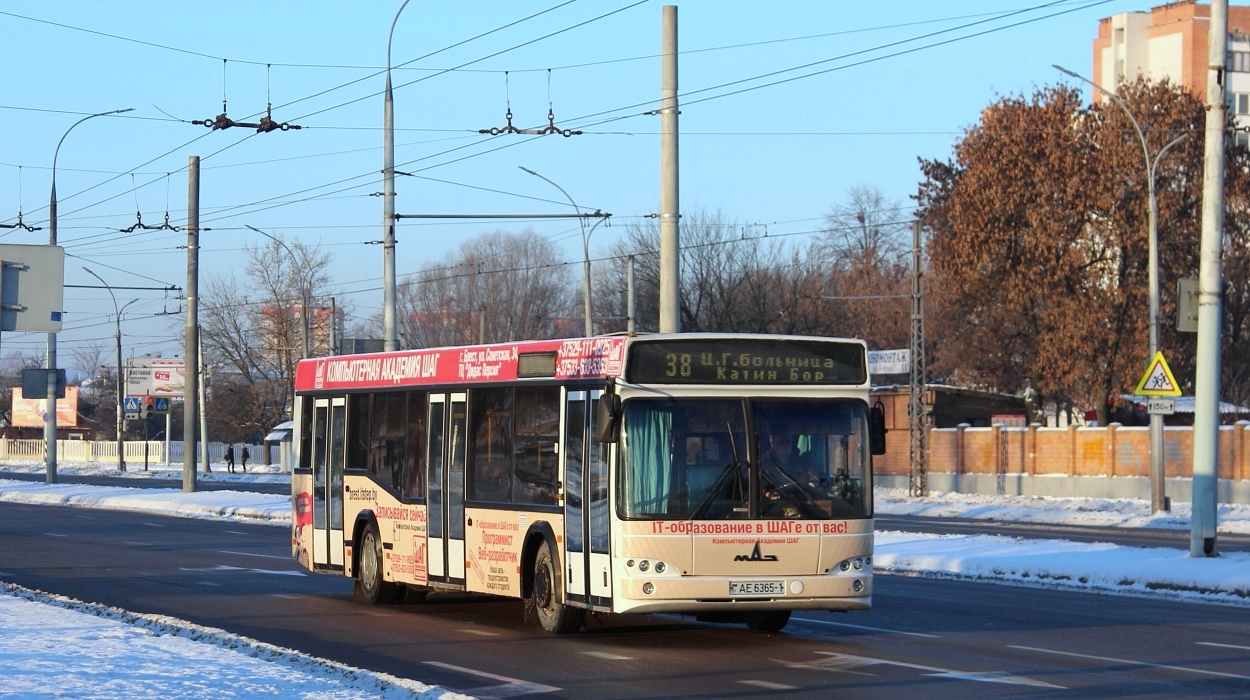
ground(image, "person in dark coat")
xmin=225 ymin=445 xmax=235 ymax=474
xmin=241 ymin=446 xmax=250 ymax=472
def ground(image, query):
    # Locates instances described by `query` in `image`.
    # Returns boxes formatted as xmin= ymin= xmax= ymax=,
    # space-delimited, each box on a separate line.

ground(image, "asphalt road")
xmin=3 ymin=501 xmax=1248 ymax=699
xmin=6 ymin=468 xmax=1246 ymax=552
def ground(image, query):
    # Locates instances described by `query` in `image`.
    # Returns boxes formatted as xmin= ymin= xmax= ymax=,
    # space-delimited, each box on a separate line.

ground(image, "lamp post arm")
xmin=1052 ymin=65 xmax=1150 ymax=174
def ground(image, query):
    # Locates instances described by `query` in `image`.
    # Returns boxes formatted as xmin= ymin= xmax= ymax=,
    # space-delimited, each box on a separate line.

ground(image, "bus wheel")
xmin=744 ymin=610 xmax=791 ymax=632
xmin=355 ymin=525 xmax=402 ymax=604
xmin=532 ymin=540 xmax=584 ymax=634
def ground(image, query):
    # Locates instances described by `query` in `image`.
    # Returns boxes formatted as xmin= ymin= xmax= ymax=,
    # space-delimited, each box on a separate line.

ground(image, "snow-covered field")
xmin=2 ymin=459 xmax=1248 ymax=698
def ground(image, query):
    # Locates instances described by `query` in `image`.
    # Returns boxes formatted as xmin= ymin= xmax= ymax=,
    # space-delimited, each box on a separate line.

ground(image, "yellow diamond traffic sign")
xmin=1134 ymin=351 xmax=1182 ymax=397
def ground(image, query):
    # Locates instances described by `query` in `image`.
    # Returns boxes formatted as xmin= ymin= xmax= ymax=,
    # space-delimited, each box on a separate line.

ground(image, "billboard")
xmin=126 ymin=358 xmax=186 ymax=398
xmin=10 ymin=386 xmax=78 ymax=427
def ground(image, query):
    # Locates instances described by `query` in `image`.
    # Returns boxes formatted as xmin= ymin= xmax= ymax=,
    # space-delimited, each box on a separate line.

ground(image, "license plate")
xmin=729 ymin=580 xmax=785 ymax=596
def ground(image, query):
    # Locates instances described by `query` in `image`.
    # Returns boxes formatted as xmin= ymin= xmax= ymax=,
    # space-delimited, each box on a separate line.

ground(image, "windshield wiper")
xmin=761 ymin=462 xmax=824 ymax=518
xmin=689 ymin=422 xmax=745 ymax=520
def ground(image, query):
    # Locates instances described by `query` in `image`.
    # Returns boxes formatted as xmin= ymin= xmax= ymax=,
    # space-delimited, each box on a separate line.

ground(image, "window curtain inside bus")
xmin=622 ymin=402 xmax=673 ymax=517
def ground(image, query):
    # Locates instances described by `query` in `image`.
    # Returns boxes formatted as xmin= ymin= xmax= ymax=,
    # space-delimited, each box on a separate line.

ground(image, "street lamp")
xmin=45 ymin=107 xmax=133 ymax=484
xmin=519 ymin=166 xmax=608 ymax=337
xmin=83 ymin=267 xmax=136 ymax=472
xmin=246 ymin=225 xmax=313 ymax=360
xmin=383 ymin=0 xmax=413 ymax=352
xmin=1054 ymin=65 xmax=1186 ymax=514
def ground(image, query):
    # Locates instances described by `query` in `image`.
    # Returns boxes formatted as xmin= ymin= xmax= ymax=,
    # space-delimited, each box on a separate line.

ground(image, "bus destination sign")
xmin=626 ymin=339 xmax=866 ymax=385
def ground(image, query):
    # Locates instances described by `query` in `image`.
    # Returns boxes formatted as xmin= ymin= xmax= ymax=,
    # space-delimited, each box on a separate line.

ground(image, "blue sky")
xmin=0 ymin=0 xmax=1149 ymax=372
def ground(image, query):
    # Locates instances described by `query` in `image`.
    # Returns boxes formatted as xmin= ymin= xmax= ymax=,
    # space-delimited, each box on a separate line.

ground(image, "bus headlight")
xmin=852 ymin=558 xmax=864 ymax=570
xmin=642 ymin=582 xmax=655 ymax=595
xmin=654 ymin=561 xmax=666 ymax=574
xmin=638 ymin=560 xmax=650 ymax=572
xmin=853 ymin=580 xmax=864 ymax=593
xmin=839 ymin=560 xmax=851 ymax=572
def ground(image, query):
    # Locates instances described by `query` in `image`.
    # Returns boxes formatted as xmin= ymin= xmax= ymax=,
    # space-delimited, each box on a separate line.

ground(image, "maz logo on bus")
xmin=734 ymin=541 xmax=779 ymax=562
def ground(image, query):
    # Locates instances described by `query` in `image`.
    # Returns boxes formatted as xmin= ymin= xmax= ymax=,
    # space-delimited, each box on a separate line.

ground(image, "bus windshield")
xmin=619 ymin=398 xmax=872 ymax=521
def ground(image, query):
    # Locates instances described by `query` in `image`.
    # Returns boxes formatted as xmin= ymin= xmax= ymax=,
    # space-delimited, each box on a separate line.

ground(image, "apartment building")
xmin=1094 ymin=0 xmax=1250 ymax=133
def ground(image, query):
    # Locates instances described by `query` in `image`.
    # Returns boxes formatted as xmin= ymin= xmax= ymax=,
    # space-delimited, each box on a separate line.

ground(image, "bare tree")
xmin=199 ymin=235 xmax=334 ymax=441
xmin=398 ymin=229 xmax=576 ymax=347
xmin=815 ymin=185 xmax=911 ymax=270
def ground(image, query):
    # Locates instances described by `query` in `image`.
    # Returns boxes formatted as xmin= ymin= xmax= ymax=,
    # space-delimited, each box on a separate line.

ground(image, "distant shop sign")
xmin=868 ymin=349 xmax=910 ymax=376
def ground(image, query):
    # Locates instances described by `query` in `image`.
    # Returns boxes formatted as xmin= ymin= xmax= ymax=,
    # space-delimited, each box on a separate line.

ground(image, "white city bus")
xmin=291 ymin=333 xmax=884 ymax=633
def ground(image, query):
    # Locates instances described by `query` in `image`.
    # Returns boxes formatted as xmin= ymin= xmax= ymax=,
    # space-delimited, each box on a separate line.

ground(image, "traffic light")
xmin=141 ymin=396 xmax=154 ymax=419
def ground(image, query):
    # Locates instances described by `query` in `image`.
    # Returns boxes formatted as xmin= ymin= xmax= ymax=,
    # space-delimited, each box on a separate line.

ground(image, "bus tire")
xmin=532 ymin=539 xmax=584 ymax=634
xmin=355 ymin=524 xmax=402 ymax=605
xmin=744 ymin=610 xmax=791 ymax=632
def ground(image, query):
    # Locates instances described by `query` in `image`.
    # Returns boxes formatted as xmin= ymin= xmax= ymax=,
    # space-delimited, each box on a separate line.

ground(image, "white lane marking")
xmin=198 ymin=581 xmax=223 ymax=587
xmin=219 ymin=550 xmax=289 ymax=561
xmin=123 ymin=542 xmax=149 ymax=547
xmin=178 ymin=564 xmax=305 ymax=577
xmin=271 ymin=594 xmax=300 ymax=599
xmin=459 ymin=628 xmax=502 ymax=637
xmin=814 ymin=651 xmax=1065 ymax=689
xmin=1199 ymin=642 xmax=1250 ymax=652
xmin=44 ymin=533 xmax=67 ymax=537
xmin=1012 ymin=645 xmax=1250 ymax=681
xmin=739 ymin=680 xmax=797 ymax=690
xmin=425 ymin=661 xmax=560 ymax=698
xmin=792 ymin=616 xmax=941 ymax=638
xmin=142 ymin=523 xmax=166 ymax=528
xmin=224 ymin=530 xmax=250 ymax=536
xmin=580 ymin=651 xmax=632 ymax=660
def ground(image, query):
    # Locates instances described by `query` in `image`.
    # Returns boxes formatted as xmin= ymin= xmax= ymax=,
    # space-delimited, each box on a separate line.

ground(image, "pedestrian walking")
xmin=241 ymin=446 xmax=250 ymax=472
xmin=224 ymin=445 xmax=235 ymax=474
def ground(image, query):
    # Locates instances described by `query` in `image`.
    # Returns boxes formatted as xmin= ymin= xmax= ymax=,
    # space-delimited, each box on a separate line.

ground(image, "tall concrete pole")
xmin=184 ymin=156 xmax=200 ymax=493
xmin=626 ymin=255 xmax=636 ymax=335
xmin=658 ymin=5 xmax=681 ymax=333
xmin=1191 ymin=0 xmax=1227 ymax=557
xmin=383 ymin=0 xmax=411 ymax=352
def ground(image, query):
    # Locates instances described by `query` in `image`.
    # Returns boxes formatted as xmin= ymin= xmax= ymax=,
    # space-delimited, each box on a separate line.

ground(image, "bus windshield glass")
xmin=619 ymin=398 xmax=872 ymax=520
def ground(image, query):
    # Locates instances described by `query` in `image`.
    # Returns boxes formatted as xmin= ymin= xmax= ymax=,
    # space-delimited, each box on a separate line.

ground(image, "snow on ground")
xmin=2 ymin=459 xmax=1249 ymax=697
xmin=0 ymin=584 xmax=469 ymax=700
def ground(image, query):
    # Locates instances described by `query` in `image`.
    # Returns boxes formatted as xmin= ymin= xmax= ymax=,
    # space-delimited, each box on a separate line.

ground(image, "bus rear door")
xmin=427 ymin=392 xmax=467 ymax=586
xmin=311 ymin=397 xmax=345 ymax=570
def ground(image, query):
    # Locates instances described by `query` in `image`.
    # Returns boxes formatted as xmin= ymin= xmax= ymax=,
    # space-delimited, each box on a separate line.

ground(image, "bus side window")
xmin=403 ymin=392 xmax=427 ymax=500
xmin=470 ymin=388 xmax=513 ymax=502
xmin=514 ymin=386 xmax=560 ymax=506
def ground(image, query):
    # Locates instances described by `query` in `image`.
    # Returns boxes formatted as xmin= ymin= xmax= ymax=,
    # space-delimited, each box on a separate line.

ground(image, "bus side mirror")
xmin=596 ymin=393 xmax=621 ymax=444
xmin=869 ymin=400 xmax=887 ymax=455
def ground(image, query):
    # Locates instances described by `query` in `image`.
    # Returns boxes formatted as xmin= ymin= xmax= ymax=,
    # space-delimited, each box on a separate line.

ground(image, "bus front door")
xmin=426 ymin=393 xmax=467 ymax=586
xmin=311 ymin=397 xmax=346 ymax=570
xmin=563 ymin=390 xmax=613 ymax=610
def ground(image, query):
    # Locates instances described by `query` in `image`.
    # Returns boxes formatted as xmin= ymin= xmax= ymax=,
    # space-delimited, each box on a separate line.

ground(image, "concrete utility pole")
xmin=658 ymin=5 xmax=681 ymax=333
xmin=1191 ymin=0 xmax=1228 ymax=558
xmin=184 ymin=156 xmax=200 ymax=493
xmin=382 ymin=0 xmax=412 ymax=352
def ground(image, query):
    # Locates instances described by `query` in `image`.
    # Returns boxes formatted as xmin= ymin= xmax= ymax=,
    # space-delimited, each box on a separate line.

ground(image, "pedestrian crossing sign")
xmin=1134 ymin=351 xmax=1182 ymax=397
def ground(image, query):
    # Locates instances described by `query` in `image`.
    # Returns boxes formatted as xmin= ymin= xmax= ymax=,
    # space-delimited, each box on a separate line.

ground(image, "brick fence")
xmin=874 ymin=421 xmax=1250 ymax=482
